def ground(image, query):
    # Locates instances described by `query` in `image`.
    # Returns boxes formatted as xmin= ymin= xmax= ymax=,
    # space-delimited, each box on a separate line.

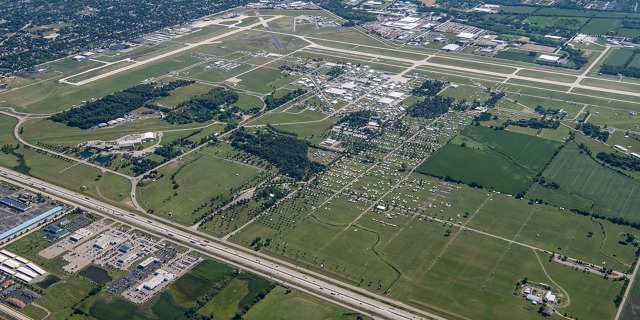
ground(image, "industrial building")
xmin=0 ymin=250 xmax=46 ymax=283
xmin=0 ymin=206 xmax=63 ymax=241
xmin=138 ymin=257 xmax=159 ymax=269
xmin=118 ymin=251 xmax=140 ymax=264
xmin=0 ymin=196 xmax=32 ymax=212
xmin=140 ymin=269 xmax=174 ymax=290
xmin=93 ymin=235 xmax=120 ymax=249
xmin=70 ymin=228 xmax=92 ymax=242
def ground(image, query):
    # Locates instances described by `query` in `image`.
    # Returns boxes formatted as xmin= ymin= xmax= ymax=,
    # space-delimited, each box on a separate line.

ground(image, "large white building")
xmin=141 ymin=269 xmax=174 ymax=290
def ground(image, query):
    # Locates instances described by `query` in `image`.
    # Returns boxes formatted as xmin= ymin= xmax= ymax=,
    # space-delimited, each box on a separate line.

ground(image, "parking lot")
xmin=107 ymin=244 xmax=177 ymax=293
xmin=39 ymin=219 xmax=111 ymax=259
xmin=122 ymin=251 xmax=200 ymax=304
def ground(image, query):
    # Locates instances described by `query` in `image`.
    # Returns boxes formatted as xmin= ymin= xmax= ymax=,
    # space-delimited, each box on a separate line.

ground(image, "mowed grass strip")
xmin=417 ymin=144 xmax=532 ymax=194
xmin=543 ymin=142 xmax=640 ymax=221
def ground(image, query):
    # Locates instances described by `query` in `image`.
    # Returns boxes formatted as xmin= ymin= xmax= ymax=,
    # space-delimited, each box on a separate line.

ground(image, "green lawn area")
xmin=428 ymin=56 xmax=518 ymax=74
xmin=495 ymin=50 xmax=536 ymax=63
xmin=198 ymin=278 xmax=248 ymax=318
xmin=235 ymin=93 xmax=264 ymax=111
xmin=244 ymin=286 xmax=361 ymax=320
xmin=153 ymin=81 xmax=215 ymax=107
xmin=603 ymin=49 xmax=633 ymax=67
xmin=417 ymin=126 xmax=560 ymax=194
xmin=0 ymin=114 xmax=20 ymax=168
xmin=463 ymin=125 xmax=562 ymax=173
xmin=581 ymin=18 xmax=622 ymax=35
xmin=523 ymin=16 xmax=588 ymax=29
xmin=9 ymin=147 xmax=133 ymax=207
xmin=137 ymin=149 xmax=264 ymax=225
xmin=542 ymin=142 xmax=640 ymax=221
xmin=36 ymin=276 xmax=96 ymax=320
xmin=417 ymin=143 xmax=533 ymax=195
xmin=168 ymin=259 xmax=235 ymax=307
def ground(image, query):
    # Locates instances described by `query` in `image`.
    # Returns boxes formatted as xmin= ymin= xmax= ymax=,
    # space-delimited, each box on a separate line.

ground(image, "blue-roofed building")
xmin=0 ymin=197 xmax=31 ymax=212
xmin=0 ymin=207 xmax=64 ymax=241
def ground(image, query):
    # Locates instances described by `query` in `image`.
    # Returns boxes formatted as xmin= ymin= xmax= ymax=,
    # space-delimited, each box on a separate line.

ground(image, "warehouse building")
xmin=138 ymin=257 xmax=159 ymax=270
xmin=141 ymin=269 xmax=174 ymax=290
xmin=0 ymin=206 xmax=63 ymax=241
xmin=0 ymin=197 xmax=31 ymax=212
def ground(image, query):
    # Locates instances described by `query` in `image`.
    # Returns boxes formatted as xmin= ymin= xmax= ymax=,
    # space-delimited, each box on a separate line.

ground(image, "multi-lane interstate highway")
xmin=0 ymin=168 xmax=450 ymax=320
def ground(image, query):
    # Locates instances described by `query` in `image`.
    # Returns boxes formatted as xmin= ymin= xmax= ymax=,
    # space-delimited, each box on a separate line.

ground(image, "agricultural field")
xmin=603 ymin=49 xmax=634 ymax=67
xmin=580 ymin=18 xmax=622 ymax=35
xmin=417 ymin=125 xmax=561 ymax=195
xmin=541 ymin=142 xmax=640 ymax=221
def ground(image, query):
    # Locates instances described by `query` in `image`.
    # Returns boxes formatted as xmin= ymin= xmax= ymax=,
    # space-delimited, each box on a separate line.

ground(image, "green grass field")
xmin=580 ymin=18 xmax=622 ymax=35
xmin=603 ymin=49 xmax=633 ymax=67
xmin=244 ymin=286 xmax=361 ymax=320
xmin=198 ymin=278 xmax=248 ymax=317
xmin=417 ymin=143 xmax=532 ymax=194
xmin=137 ymin=148 xmax=265 ymax=225
xmin=542 ymin=142 xmax=640 ymax=221
xmin=417 ymin=126 xmax=559 ymax=194
xmin=0 ymin=114 xmax=20 ymax=168
xmin=628 ymin=54 xmax=640 ymax=69
xmin=464 ymin=126 xmax=562 ymax=172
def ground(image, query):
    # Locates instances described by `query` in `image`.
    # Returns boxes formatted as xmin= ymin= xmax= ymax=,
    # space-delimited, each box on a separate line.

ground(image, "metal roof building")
xmin=0 ymin=197 xmax=31 ymax=212
xmin=0 ymin=206 xmax=63 ymax=241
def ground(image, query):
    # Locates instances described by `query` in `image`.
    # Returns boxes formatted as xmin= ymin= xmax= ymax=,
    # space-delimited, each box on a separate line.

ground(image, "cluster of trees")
xmin=560 ymin=45 xmax=589 ymax=69
xmin=534 ymin=105 xmax=562 ymax=115
xmin=163 ymin=87 xmax=239 ymax=124
xmin=316 ymin=0 xmax=376 ymax=26
xmin=576 ymin=122 xmax=609 ymax=142
xmin=0 ymin=0 xmax=252 ymax=71
xmin=326 ymin=66 xmax=345 ymax=80
xmin=337 ymin=110 xmax=375 ymax=128
xmin=597 ymin=152 xmax=640 ymax=172
xmin=411 ymin=79 xmax=445 ymax=97
xmin=473 ymin=112 xmax=494 ymax=122
xmin=485 ymin=92 xmax=506 ymax=108
xmin=49 ymin=80 xmax=192 ymax=129
xmin=130 ymin=158 xmax=160 ymax=176
xmin=264 ymin=88 xmax=306 ymax=111
xmin=505 ymin=118 xmax=560 ymax=129
xmin=406 ymin=96 xmax=454 ymax=119
xmin=231 ymin=129 xmax=324 ymax=180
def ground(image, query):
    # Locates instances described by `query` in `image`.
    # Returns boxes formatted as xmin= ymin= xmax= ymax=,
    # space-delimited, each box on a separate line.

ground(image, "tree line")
xmin=597 ymin=152 xmax=640 ymax=172
xmin=49 ymin=80 xmax=193 ymax=129
xmin=162 ymin=87 xmax=239 ymax=124
xmin=264 ymin=88 xmax=306 ymax=111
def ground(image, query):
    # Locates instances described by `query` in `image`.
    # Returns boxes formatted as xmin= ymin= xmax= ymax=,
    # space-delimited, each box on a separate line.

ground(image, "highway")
xmin=0 ymin=168 xmax=447 ymax=320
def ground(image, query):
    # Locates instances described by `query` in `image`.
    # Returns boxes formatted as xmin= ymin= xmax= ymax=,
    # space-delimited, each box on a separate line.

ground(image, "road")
xmin=0 ymin=168 xmax=447 ymax=320
xmin=615 ymin=245 xmax=640 ymax=319
xmin=0 ymin=303 xmax=31 ymax=320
